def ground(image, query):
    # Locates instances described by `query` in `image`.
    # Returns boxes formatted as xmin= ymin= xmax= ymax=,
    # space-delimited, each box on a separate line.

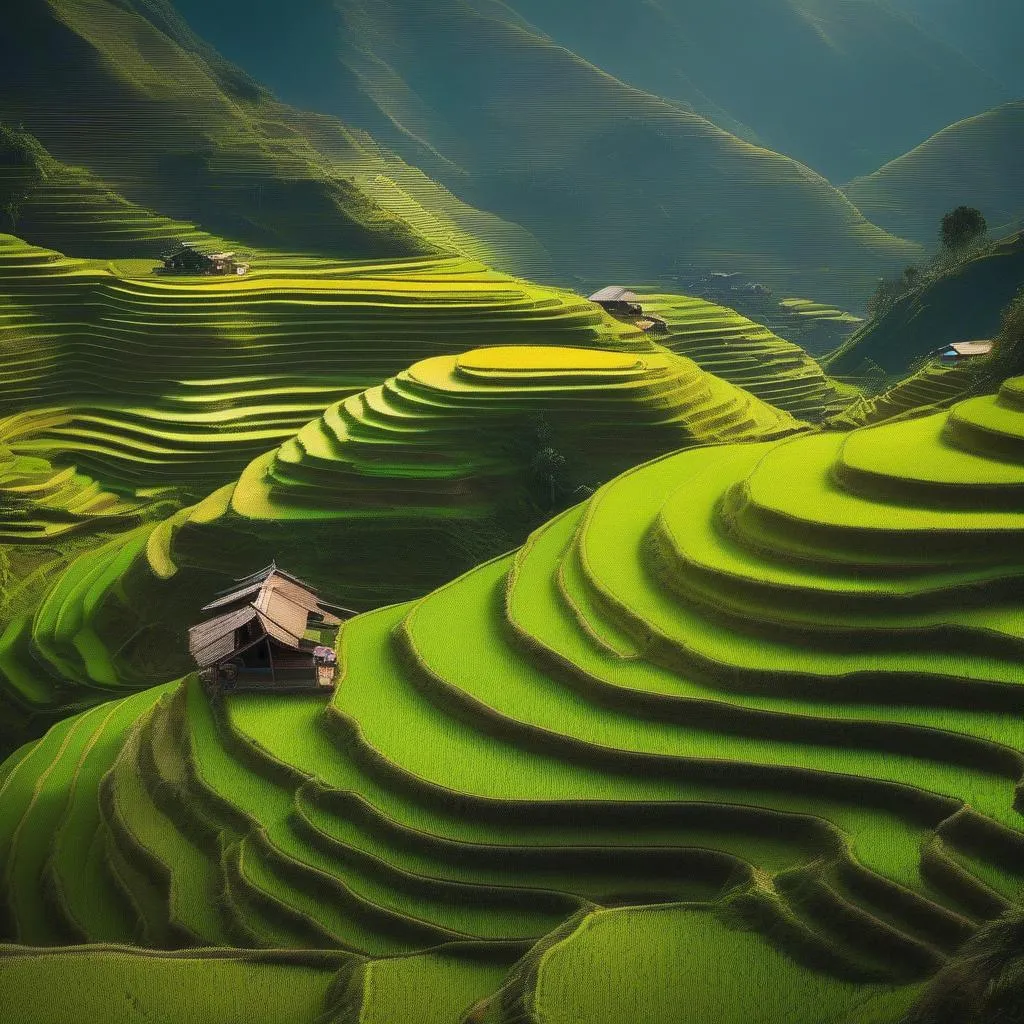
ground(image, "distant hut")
xmin=157 ymin=243 xmax=249 ymax=277
xmin=588 ymin=286 xmax=668 ymax=334
xmin=933 ymin=340 xmax=994 ymax=364
xmin=188 ymin=564 xmax=354 ymax=694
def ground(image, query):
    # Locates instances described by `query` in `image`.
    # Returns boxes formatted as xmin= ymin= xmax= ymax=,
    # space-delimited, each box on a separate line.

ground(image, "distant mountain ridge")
xmin=883 ymin=0 xmax=1024 ymax=94
xmin=168 ymin=0 xmax=921 ymax=306
xmin=844 ymin=101 xmax=1024 ymax=246
xmin=0 ymin=0 xmax=553 ymax=274
xmin=490 ymin=0 xmax=1010 ymax=182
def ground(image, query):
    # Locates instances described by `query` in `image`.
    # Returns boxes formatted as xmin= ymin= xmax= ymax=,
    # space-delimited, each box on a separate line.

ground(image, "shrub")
xmin=0 ymin=123 xmax=48 ymax=231
xmin=940 ymin=207 xmax=988 ymax=253
xmin=866 ymin=265 xmax=924 ymax=320
xmin=900 ymin=907 xmax=1024 ymax=1024
xmin=989 ymin=286 xmax=1024 ymax=382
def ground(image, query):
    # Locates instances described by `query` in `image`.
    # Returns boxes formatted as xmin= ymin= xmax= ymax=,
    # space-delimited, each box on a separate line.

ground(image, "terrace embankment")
xmin=0 ymin=233 xmax=644 ymax=497
xmin=3 ymin=377 xmax=1024 ymax=1017
xmin=0 ymin=342 xmax=803 ymax=721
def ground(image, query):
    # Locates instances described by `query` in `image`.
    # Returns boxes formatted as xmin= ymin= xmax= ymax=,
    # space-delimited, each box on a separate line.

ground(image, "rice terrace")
xmin=1 ymin=1 xmax=1024 ymax=1022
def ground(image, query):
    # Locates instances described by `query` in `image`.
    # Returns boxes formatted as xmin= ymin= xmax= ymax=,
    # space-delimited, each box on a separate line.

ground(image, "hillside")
xmin=0 ymin=233 xmax=634 ymax=494
xmin=0 ymin=230 xmax=661 ymax=750
xmin=482 ymin=0 xmax=1010 ymax=182
xmin=0 ymin=231 xmax=861 ymax=748
xmin=231 ymin=345 xmax=801 ymax=527
xmin=167 ymin=0 xmax=922 ymax=306
xmin=0 ymin=909 xmax=922 ymax=1023
xmin=844 ymin=102 xmax=1024 ymax=245
xmin=0 ymin=341 xmax=804 ymax=725
xmin=826 ymin=231 xmax=1024 ymax=378
xmin=643 ymin=293 xmax=856 ymax=420
xmin=825 ymin=361 xmax=979 ymax=431
xmin=883 ymin=0 xmax=1024 ymax=95
xmin=0 ymin=0 xmax=552 ymax=276
xmin=3 ymin=375 xmax=1024 ymax=1015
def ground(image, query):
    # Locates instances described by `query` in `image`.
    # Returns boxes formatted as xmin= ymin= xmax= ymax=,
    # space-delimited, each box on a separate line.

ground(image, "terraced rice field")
xmin=0 ymin=233 xmax=643 ymax=494
xmin=778 ymin=297 xmax=864 ymax=327
xmin=0 ymin=443 xmax=147 ymax=542
xmin=231 ymin=344 xmax=801 ymax=522
xmin=3 ymin=376 xmax=1024 ymax=1019
xmin=640 ymin=293 xmax=857 ymax=420
xmin=0 ymin=945 xmax=352 ymax=1024
xmin=0 ymin=341 xmax=803 ymax=720
xmin=826 ymin=360 xmax=981 ymax=429
xmin=11 ymin=165 xmax=228 ymax=260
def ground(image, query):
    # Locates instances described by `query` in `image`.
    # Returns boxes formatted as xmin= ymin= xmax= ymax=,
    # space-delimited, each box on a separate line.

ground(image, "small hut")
xmin=157 ymin=244 xmax=249 ymax=276
xmin=588 ymin=286 xmax=668 ymax=333
xmin=933 ymin=340 xmax=994 ymax=364
xmin=188 ymin=564 xmax=353 ymax=694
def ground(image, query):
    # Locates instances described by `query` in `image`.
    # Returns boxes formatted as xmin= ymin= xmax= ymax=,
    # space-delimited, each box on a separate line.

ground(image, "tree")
xmin=902 ymin=265 xmax=922 ymax=290
xmin=941 ymin=206 xmax=988 ymax=252
xmin=865 ymin=265 xmax=931 ymax=322
xmin=531 ymin=445 xmax=568 ymax=510
xmin=867 ymin=275 xmax=906 ymax=319
xmin=988 ymin=285 xmax=1024 ymax=383
xmin=0 ymin=123 xmax=47 ymax=235
xmin=2 ymin=192 xmax=29 ymax=233
xmin=901 ymin=908 xmax=1024 ymax=1024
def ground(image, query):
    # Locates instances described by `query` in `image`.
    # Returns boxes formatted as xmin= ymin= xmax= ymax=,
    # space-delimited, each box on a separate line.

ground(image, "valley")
xmin=0 ymin=1 xmax=1022 ymax=1021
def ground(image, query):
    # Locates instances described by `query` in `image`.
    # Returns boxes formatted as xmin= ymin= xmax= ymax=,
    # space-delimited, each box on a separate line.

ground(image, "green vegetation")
xmin=845 ymin=103 xmax=1024 ymax=246
xmin=176 ymin=0 xmax=1010 ymax=184
xmin=883 ymin=1 xmax=1023 ymax=97
xmin=0 ymin=229 xmax=678 ymax=743
xmin=231 ymin=344 xmax=800 ymax=525
xmin=0 ymin=945 xmax=352 ymax=1024
xmin=2 ymin=3 xmax=1022 ymax=1018
xmin=0 ymin=232 xmax=637 ymax=494
xmin=0 ymin=125 xmax=48 ymax=234
xmin=900 ymin=907 xmax=1024 ymax=1024
xmin=167 ymin=0 xmax=922 ymax=305
xmin=941 ymin=208 xmax=989 ymax=254
xmin=0 ymin=334 xmax=804 ymax=722
xmin=778 ymin=298 xmax=864 ymax=328
xmin=826 ymin=231 xmax=1024 ymax=379
xmin=3 ymin=376 xmax=1024 ymax=1016
xmin=637 ymin=294 xmax=856 ymax=421
xmin=0 ymin=2 xmax=552 ymax=278
xmin=495 ymin=905 xmax=921 ymax=1023
xmin=825 ymin=361 xmax=979 ymax=430
xmin=988 ymin=286 xmax=1024 ymax=382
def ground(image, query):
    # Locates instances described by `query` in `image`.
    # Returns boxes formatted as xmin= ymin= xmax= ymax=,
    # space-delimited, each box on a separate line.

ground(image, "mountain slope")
xmin=490 ymin=0 xmax=1010 ymax=182
xmin=883 ymin=0 xmax=1024 ymax=94
xmin=844 ymin=102 xmax=1024 ymax=245
xmin=0 ymin=339 xmax=804 ymax=719
xmin=5 ymin=376 xmax=1024 ymax=1003
xmin=826 ymin=231 xmax=1024 ymax=378
xmin=0 ymin=0 xmax=552 ymax=274
xmin=168 ymin=0 xmax=921 ymax=306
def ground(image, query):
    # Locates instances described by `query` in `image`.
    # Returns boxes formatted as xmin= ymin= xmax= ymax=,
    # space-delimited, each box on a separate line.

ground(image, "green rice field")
xmin=2 ymin=375 xmax=1024 ymax=1019
xmin=0 ymin=233 xmax=816 ymax=722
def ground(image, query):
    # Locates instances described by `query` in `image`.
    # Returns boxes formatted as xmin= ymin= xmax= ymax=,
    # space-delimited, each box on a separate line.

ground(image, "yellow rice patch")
xmin=456 ymin=347 xmax=644 ymax=373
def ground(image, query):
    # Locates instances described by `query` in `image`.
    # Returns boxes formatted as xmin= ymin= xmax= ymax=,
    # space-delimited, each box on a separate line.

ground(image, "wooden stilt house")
xmin=588 ymin=286 xmax=668 ymax=334
xmin=188 ymin=564 xmax=351 ymax=694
